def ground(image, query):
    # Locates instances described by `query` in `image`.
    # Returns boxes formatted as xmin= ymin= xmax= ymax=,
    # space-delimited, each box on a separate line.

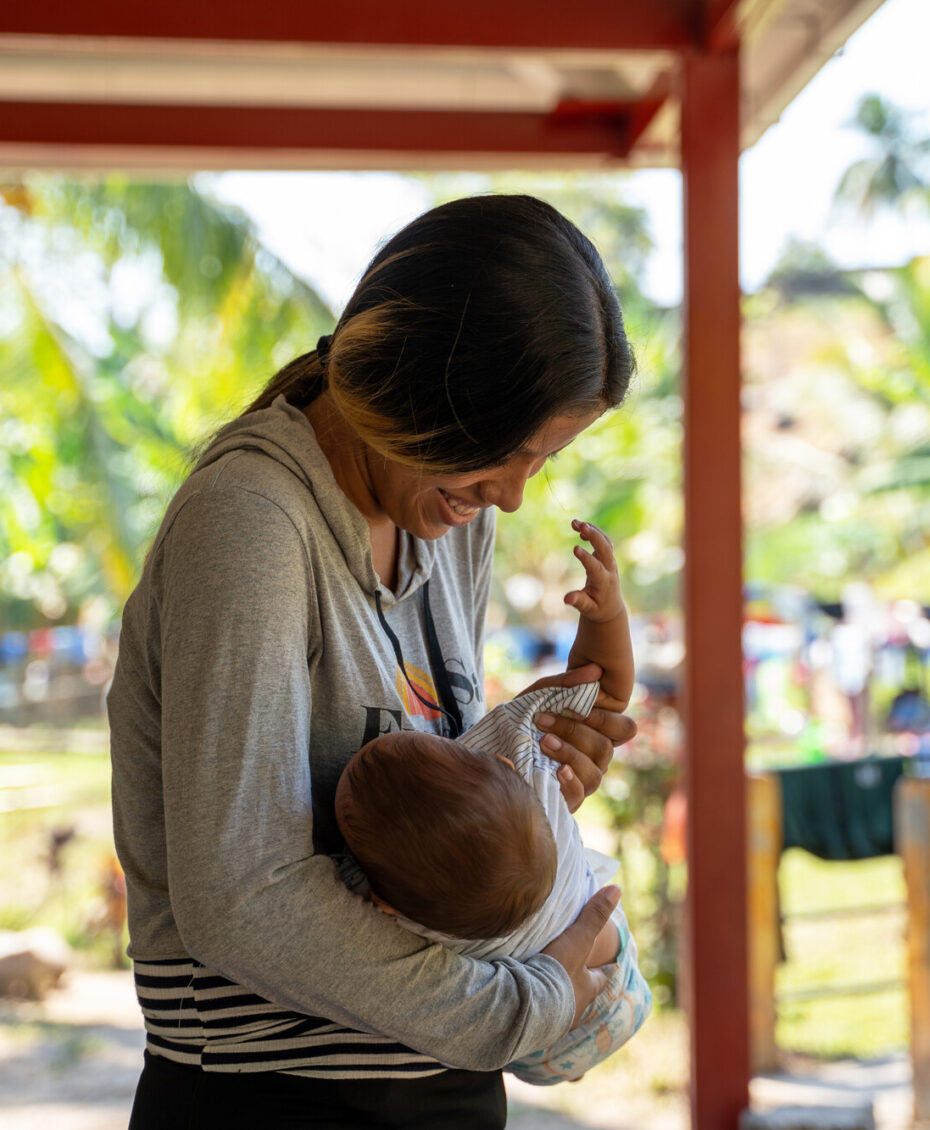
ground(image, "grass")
xmin=0 ymin=745 xmax=914 ymax=1063
xmin=775 ymin=848 xmax=909 ymax=1058
xmin=0 ymin=1017 xmax=106 ymax=1071
xmin=0 ymin=747 xmax=127 ymax=966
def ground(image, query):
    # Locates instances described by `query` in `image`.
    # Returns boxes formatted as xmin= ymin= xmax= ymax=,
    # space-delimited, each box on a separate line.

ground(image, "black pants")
xmin=129 ymin=1050 xmax=507 ymax=1129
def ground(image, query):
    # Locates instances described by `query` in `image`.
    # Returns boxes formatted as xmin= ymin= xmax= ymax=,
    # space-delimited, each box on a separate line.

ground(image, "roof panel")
xmin=0 ymin=0 xmax=888 ymax=169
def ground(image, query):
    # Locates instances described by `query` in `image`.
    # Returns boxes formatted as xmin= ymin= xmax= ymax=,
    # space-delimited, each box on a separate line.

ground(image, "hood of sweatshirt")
xmin=193 ymin=395 xmax=436 ymax=605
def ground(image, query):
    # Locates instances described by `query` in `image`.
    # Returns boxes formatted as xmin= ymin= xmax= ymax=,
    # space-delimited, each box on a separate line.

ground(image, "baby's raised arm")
xmin=564 ymin=519 xmax=634 ymax=712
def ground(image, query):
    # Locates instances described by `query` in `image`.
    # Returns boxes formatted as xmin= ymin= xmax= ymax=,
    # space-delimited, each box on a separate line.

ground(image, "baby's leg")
xmin=505 ymin=904 xmax=652 ymax=1087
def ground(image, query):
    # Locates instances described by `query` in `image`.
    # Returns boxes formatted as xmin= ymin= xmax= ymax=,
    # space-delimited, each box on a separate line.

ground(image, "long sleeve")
xmin=143 ymin=485 xmax=573 ymax=1072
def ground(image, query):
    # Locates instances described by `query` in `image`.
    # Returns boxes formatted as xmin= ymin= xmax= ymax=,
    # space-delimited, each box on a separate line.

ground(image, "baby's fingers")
xmin=573 ymin=546 xmax=612 ymax=603
xmin=572 ymin=519 xmax=617 ymax=571
xmin=574 ymin=543 xmax=607 ymax=579
xmin=564 ymin=587 xmax=597 ymax=616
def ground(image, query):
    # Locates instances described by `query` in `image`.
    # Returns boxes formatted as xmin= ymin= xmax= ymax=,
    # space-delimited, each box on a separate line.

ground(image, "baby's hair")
xmin=335 ymin=731 xmax=557 ymax=940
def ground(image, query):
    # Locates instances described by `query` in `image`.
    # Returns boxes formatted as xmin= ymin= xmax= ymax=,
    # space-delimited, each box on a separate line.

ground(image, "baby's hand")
xmin=564 ymin=520 xmax=623 ymax=624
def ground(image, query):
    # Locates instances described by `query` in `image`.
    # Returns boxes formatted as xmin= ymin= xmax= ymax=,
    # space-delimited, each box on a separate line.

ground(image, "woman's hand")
xmin=541 ymin=886 xmax=621 ymax=1029
xmin=519 ymin=663 xmax=637 ymax=811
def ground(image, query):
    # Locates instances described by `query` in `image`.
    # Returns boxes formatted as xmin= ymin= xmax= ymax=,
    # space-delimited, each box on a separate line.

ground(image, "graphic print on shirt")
xmin=443 ymin=657 xmax=481 ymax=710
xmin=359 ymin=706 xmax=406 ymax=746
xmin=358 ymin=654 xmax=481 ymax=746
xmin=395 ymin=661 xmax=442 ymax=721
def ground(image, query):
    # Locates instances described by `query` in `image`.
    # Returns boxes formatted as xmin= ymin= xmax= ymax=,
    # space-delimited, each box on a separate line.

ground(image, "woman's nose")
xmin=483 ymin=467 xmax=531 ymax=513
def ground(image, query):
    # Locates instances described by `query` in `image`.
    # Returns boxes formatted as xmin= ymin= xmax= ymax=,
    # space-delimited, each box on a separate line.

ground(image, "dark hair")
xmin=246 ymin=194 xmax=634 ymax=473
xmin=335 ymin=731 xmax=557 ymax=939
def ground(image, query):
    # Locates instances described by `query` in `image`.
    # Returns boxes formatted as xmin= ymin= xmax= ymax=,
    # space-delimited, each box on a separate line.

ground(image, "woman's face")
xmin=370 ymin=409 xmax=603 ymax=540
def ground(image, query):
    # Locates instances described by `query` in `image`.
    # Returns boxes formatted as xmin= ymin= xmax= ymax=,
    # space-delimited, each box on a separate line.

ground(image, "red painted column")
xmin=680 ymin=47 xmax=749 ymax=1129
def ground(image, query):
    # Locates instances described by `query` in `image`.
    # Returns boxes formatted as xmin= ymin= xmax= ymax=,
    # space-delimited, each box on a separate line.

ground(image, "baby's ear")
xmin=369 ymin=890 xmax=398 ymax=916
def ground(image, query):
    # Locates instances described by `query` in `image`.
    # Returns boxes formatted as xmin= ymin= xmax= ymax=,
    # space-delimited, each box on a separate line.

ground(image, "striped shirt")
xmin=463 ymin=682 xmax=599 ymax=779
xmin=133 ymin=958 xmax=446 ymax=1078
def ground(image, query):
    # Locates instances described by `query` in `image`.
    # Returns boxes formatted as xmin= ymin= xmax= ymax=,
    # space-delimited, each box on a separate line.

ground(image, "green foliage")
xmin=776 ymin=850 xmax=908 ymax=1057
xmin=743 ymin=276 xmax=930 ymax=601
xmin=608 ymin=777 xmax=681 ymax=1008
xmin=0 ymin=175 xmax=334 ymax=627
xmin=0 ymin=749 xmax=126 ymax=967
xmin=747 ymin=95 xmax=930 ymax=601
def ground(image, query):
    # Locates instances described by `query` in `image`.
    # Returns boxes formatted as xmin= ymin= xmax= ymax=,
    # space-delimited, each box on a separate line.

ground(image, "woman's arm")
xmin=154 ymin=485 xmax=576 ymax=1072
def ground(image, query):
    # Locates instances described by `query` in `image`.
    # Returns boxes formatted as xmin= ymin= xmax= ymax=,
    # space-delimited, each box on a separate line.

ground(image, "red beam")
xmin=1 ymin=0 xmax=694 ymax=52
xmin=626 ymin=74 xmax=672 ymax=152
xmin=0 ymin=101 xmax=633 ymax=159
xmin=551 ymin=94 xmax=669 ymax=152
xmin=681 ymin=47 xmax=749 ymax=1130
xmin=704 ymin=0 xmax=742 ymax=51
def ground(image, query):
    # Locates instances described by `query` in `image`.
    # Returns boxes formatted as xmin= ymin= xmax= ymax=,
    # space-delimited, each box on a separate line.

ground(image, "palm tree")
xmin=834 ymin=93 xmax=930 ymax=218
xmin=0 ymin=176 xmax=334 ymax=627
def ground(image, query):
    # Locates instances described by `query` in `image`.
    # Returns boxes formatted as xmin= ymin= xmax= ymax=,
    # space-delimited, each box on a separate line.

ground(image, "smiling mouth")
xmin=439 ymin=488 xmax=480 ymax=518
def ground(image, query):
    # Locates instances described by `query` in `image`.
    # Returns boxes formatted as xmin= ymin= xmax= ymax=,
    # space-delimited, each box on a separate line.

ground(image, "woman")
xmin=109 ymin=194 xmax=637 ymax=1128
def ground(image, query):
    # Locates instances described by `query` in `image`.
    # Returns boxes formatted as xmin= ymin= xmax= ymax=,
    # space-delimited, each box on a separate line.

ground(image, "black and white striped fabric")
xmin=461 ymin=682 xmax=599 ymax=778
xmin=133 ymin=958 xmax=445 ymax=1078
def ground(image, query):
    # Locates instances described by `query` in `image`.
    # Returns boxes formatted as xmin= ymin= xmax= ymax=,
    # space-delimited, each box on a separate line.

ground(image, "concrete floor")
xmin=751 ymin=1055 xmax=916 ymax=1130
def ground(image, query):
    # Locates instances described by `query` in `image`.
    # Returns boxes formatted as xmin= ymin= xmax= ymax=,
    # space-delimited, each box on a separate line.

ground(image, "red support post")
xmin=680 ymin=47 xmax=749 ymax=1130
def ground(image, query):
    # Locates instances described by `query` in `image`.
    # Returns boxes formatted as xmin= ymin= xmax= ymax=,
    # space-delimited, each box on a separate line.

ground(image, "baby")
xmin=335 ymin=520 xmax=651 ymax=1084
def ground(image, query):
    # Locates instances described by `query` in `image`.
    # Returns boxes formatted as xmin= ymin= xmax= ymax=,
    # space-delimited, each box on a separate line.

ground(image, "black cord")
xmin=373 ymin=583 xmax=464 ymax=738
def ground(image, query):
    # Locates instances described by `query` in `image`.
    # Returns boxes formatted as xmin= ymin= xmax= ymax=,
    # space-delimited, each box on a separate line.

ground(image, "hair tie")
xmin=316 ymin=334 xmax=333 ymax=363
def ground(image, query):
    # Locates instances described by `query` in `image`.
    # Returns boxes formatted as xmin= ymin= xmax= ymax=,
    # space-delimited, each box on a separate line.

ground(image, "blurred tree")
xmin=841 ymin=257 xmax=930 ymax=594
xmin=0 ymin=176 xmax=333 ymax=627
xmin=832 ymin=97 xmax=930 ymax=594
xmin=834 ymin=93 xmax=930 ymax=218
xmin=742 ymin=97 xmax=930 ymax=604
xmin=743 ymin=270 xmax=930 ymax=602
xmin=766 ymin=238 xmax=856 ymax=301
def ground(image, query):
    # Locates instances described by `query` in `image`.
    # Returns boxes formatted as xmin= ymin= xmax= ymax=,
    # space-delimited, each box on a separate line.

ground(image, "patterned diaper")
xmin=506 ymin=903 xmax=653 ymax=1086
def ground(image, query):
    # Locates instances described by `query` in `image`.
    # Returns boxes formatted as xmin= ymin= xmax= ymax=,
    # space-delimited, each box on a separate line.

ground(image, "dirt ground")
xmin=0 ymin=970 xmax=916 ymax=1130
xmin=0 ymin=971 xmax=144 ymax=1130
xmin=0 ymin=969 xmax=686 ymax=1130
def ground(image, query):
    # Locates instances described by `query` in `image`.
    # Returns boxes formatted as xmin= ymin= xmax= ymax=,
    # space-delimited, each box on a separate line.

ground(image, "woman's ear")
xmin=368 ymin=889 xmax=398 ymax=916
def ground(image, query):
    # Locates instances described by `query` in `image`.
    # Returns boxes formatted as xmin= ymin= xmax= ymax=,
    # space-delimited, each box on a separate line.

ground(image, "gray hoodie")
xmin=108 ymin=396 xmax=574 ymax=1075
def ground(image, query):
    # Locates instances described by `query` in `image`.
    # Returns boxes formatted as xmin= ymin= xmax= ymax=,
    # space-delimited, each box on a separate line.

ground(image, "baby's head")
xmin=335 ymin=730 xmax=557 ymax=939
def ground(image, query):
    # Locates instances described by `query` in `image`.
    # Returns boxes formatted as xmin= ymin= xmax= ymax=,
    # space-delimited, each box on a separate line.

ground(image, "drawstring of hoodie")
xmin=374 ymin=580 xmax=465 ymax=738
